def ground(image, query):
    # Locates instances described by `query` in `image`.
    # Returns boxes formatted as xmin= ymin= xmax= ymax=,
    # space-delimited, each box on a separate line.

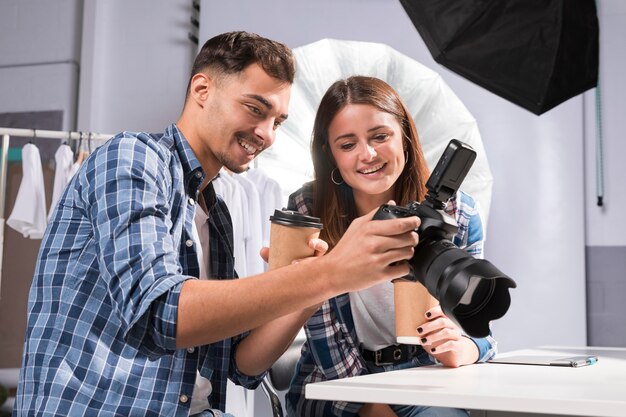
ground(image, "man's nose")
xmin=254 ymin=119 xmax=276 ymax=147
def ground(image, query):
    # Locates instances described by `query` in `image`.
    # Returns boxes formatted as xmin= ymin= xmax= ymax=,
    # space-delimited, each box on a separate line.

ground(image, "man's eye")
xmin=273 ymin=120 xmax=282 ymax=129
xmin=247 ymin=105 xmax=261 ymax=115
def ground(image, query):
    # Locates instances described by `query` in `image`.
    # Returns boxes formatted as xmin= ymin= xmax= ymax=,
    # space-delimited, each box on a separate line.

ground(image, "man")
xmin=13 ymin=31 xmax=420 ymax=417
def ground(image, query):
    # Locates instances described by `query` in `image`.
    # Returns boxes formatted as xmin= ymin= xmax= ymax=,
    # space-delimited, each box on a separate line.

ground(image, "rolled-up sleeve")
xmin=228 ymin=332 xmax=268 ymax=389
xmin=81 ymin=135 xmax=190 ymax=357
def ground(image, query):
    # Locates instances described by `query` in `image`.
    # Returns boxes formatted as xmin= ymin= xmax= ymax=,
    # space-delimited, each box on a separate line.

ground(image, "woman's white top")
xmin=349 ymin=281 xmax=397 ymax=351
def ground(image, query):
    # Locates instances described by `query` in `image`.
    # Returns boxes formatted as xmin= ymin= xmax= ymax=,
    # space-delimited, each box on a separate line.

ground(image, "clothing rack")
xmin=0 ymin=127 xmax=112 ymax=218
xmin=0 ymin=127 xmax=112 ymax=293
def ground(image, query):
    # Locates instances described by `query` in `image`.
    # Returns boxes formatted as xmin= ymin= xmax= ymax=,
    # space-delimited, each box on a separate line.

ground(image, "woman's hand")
xmin=417 ymin=306 xmax=479 ymax=368
xmin=259 ymin=237 xmax=329 ymax=264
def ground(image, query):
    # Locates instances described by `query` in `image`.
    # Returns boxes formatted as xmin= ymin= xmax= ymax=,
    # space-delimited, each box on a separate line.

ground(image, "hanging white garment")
xmin=246 ymin=167 xmax=284 ymax=248
xmin=7 ymin=143 xmax=47 ymax=239
xmin=233 ymin=173 xmax=264 ymax=276
xmin=67 ymin=148 xmax=89 ymax=179
xmin=48 ymin=144 xmax=75 ymax=220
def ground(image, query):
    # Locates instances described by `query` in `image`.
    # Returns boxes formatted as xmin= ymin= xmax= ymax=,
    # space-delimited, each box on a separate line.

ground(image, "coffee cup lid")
xmin=269 ymin=209 xmax=323 ymax=229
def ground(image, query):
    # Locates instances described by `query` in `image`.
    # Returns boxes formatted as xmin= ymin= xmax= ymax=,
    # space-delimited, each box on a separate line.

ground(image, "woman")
xmin=285 ymin=76 xmax=496 ymax=417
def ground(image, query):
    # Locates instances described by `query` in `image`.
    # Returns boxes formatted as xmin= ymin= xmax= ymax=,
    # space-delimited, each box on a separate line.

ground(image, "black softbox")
xmin=399 ymin=0 xmax=599 ymax=115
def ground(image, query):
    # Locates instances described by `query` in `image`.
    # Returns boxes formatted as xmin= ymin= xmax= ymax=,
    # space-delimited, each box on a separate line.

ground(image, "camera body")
xmin=374 ymin=201 xmax=457 ymax=246
xmin=373 ymin=139 xmax=516 ymax=338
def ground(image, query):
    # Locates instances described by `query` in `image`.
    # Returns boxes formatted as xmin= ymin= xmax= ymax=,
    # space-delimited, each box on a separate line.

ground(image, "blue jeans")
xmin=365 ymin=355 xmax=469 ymax=417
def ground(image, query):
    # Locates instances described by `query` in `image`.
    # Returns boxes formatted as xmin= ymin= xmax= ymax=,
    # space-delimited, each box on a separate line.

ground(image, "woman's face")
xmin=328 ymin=103 xmax=406 ymax=213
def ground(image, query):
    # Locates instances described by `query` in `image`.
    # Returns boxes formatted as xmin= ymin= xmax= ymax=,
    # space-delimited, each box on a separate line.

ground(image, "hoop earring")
xmin=331 ymin=168 xmax=344 ymax=185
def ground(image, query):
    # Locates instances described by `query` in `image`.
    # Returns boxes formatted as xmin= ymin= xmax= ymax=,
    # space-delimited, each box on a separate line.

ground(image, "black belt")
xmin=361 ymin=344 xmax=425 ymax=366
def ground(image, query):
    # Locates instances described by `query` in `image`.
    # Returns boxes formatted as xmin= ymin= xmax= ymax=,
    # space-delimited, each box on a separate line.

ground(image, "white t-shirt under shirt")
xmin=189 ymin=198 xmax=251 ymax=416
xmin=189 ymin=203 xmax=212 ymax=414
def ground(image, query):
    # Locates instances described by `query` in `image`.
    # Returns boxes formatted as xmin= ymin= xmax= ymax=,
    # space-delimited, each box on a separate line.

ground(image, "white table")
xmin=305 ymin=346 xmax=626 ymax=417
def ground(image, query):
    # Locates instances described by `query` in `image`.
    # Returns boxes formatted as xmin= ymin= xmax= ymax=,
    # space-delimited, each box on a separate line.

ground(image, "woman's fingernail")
xmin=421 ymin=338 xmax=427 ymax=343
xmin=417 ymin=327 xmax=423 ymax=333
xmin=425 ymin=312 xmax=432 ymax=318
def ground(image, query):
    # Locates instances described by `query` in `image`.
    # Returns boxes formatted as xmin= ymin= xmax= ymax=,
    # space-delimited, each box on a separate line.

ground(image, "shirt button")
xmin=185 ymin=239 xmax=193 ymax=247
xmin=187 ymin=347 xmax=195 ymax=353
xmin=188 ymin=197 xmax=195 ymax=206
xmin=179 ymin=394 xmax=189 ymax=404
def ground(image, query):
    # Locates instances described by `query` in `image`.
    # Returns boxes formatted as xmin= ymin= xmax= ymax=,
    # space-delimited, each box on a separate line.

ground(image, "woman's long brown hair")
xmin=311 ymin=76 xmax=430 ymax=249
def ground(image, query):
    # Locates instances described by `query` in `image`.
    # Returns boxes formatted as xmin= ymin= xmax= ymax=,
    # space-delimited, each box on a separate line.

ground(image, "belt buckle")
xmin=374 ymin=347 xmax=403 ymax=366
xmin=375 ymin=350 xmax=384 ymax=366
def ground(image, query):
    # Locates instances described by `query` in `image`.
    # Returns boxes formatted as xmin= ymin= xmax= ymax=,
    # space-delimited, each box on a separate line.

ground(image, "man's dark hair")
xmin=186 ymin=31 xmax=295 ymax=97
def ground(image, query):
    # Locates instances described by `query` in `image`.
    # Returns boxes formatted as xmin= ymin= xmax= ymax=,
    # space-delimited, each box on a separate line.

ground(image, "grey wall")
xmin=582 ymin=0 xmax=626 ymax=347
xmin=77 ymin=0 xmax=197 ymax=133
xmin=586 ymin=247 xmax=626 ymax=346
xmin=0 ymin=0 xmax=82 ymax=129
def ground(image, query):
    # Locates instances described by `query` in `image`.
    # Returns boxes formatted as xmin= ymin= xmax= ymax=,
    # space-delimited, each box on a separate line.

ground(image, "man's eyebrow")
xmin=244 ymin=94 xmax=288 ymax=120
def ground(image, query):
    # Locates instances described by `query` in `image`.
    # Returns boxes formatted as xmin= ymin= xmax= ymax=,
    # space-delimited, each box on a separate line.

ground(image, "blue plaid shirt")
xmin=13 ymin=124 xmax=263 ymax=417
xmin=285 ymin=183 xmax=497 ymax=417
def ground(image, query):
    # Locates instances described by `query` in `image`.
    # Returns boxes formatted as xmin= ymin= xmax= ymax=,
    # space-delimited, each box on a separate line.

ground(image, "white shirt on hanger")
xmin=246 ymin=167 xmax=284 ymax=249
xmin=7 ymin=143 xmax=48 ymax=239
xmin=213 ymin=170 xmax=247 ymax=278
xmin=234 ymin=173 xmax=264 ymax=276
xmin=49 ymin=143 xmax=75 ymax=220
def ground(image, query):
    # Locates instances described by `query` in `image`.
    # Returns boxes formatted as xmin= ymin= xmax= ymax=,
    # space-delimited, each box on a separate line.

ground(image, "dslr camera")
xmin=374 ymin=139 xmax=516 ymax=338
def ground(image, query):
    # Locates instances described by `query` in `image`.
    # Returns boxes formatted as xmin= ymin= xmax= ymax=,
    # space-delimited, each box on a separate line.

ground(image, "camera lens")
xmin=411 ymin=239 xmax=516 ymax=338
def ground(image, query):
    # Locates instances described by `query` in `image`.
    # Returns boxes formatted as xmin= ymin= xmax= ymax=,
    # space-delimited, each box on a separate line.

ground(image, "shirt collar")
xmin=165 ymin=123 xmax=206 ymax=200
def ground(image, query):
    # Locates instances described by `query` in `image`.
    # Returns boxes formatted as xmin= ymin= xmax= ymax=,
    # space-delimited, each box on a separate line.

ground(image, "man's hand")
xmin=417 ymin=306 xmax=479 ymax=368
xmin=324 ymin=202 xmax=420 ymax=293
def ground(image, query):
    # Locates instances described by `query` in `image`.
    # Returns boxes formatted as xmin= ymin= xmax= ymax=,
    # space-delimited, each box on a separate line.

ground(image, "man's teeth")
xmin=238 ymin=139 xmax=258 ymax=155
xmin=359 ymin=164 xmax=384 ymax=174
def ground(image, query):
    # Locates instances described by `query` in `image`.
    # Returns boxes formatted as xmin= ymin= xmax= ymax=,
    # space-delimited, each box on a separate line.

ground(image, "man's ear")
xmin=189 ymin=72 xmax=213 ymax=106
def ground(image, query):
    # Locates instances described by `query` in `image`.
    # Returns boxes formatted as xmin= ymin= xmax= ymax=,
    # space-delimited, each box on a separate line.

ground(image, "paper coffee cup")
xmin=268 ymin=209 xmax=323 ymax=270
xmin=394 ymin=280 xmax=439 ymax=344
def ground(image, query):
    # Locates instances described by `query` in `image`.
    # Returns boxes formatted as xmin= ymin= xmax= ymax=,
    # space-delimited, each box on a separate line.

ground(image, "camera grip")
xmin=372 ymin=204 xmax=398 ymax=221
xmin=373 ymin=204 xmax=419 ymax=282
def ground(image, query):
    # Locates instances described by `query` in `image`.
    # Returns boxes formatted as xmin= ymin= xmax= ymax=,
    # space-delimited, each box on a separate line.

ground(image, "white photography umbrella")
xmin=256 ymin=39 xmax=494 ymax=229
